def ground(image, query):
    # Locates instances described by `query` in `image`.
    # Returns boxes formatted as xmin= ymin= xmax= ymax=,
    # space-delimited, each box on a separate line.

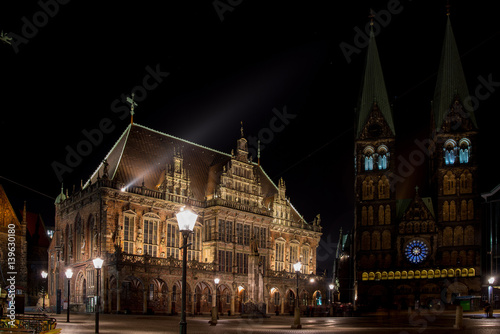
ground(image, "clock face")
xmin=405 ymin=240 xmax=429 ymax=264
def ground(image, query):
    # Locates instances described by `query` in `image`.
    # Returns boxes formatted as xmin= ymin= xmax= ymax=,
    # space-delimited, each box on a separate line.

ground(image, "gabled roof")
xmin=356 ymin=26 xmax=395 ymax=138
xmin=396 ymin=194 xmax=435 ymax=220
xmin=83 ymin=124 xmax=306 ymax=222
xmin=21 ymin=210 xmax=51 ymax=248
xmin=433 ymin=16 xmax=478 ymax=131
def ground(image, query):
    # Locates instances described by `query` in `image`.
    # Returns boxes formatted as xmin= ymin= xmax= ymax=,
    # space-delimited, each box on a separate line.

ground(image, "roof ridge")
xmin=133 ymin=123 xmax=232 ymax=158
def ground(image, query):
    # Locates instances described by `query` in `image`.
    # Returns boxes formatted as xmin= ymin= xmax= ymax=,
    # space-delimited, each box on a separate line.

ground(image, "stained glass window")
xmin=404 ymin=239 xmax=429 ymax=264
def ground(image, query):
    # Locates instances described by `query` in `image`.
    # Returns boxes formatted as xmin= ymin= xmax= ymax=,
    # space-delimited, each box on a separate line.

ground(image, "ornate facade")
xmin=354 ymin=16 xmax=482 ymax=310
xmin=47 ymin=124 xmax=324 ymax=315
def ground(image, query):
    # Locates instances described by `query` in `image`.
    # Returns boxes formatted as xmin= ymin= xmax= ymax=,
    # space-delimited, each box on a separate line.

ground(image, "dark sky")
xmin=1 ymin=0 xmax=500 ymax=273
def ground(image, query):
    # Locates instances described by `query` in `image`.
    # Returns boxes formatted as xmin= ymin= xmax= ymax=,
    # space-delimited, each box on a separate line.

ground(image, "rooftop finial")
xmin=126 ymin=93 xmax=138 ymax=124
xmin=240 ymin=121 xmax=244 ymax=138
xmin=446 ymin=0 xmax=451 ymax=16
xmin=257 ymin=139 xmax=261 ymax=166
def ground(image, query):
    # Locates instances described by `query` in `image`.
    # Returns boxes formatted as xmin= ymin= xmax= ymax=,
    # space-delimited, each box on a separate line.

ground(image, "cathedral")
xmin=353 ymin=14 xmax=481 ymax=310
xmin=47 ymin=123 xmax=324 ymax=315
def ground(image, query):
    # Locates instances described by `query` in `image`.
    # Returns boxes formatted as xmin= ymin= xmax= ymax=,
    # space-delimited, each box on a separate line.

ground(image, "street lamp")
xmin=176 ymin=206 xmax=198 ymax=334
xmin=488 ymin=277 xmax=495 ymax=317
xmin=41 ymin=271 xmax=48 ymax=314
xmin=65 ymin=269 xmax=73 ymax=322
xmin=93 ymin=257 xmax=104 ymax=334
xmin=291 ymin=261 xmax=302 ymax=329
xmin=210 ymin=278 xmax=220 ymax=326
xmin=329 ymin=284 xmax=334 ymax=304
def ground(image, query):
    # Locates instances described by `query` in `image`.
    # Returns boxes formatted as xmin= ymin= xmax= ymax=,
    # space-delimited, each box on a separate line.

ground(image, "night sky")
xmin=1 ymin=0 xmax=499 ymax=273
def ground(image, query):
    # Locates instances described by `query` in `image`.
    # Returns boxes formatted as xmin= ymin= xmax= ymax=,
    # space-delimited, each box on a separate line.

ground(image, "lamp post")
xmin=291 ymin=261 xmax=302 ymax=329
xmin=488 ymin=277 xmax=495 ymax=318
xmin=41 ymin=271 xmax=48 ymax=313
xmin=211 ymin=278 xmax=220 ymax=325
xmin=329 ymin=284 xmax=334 ymax=304
xmin=93 ymin=257 xmax=104 ymax=334
xmin=65 ymin=269 xmax=73 ymax=322
xmin=176 ymin=205 xmax=198 ymax=334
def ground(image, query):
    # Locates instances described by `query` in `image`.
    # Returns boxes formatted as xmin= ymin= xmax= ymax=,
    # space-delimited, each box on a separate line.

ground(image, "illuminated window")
xmin=443 ymin=139 xmax=457 ymax=165
xmin=123 ymin=214 xmax=135 ymax=254
xmin=364 ymin=146 xmax=375 ymax=171
xmin=377 ymin=145 xmax=389 ymax=170
xmin=275 ymin=240 xmax=285 ymax=271
xmin=458 ymin=138 xmax=471 ymax=164
xmin=143 ymin=218 xmax=158 ymax=257
xmin=404 ymin=239 xmax=429 ymax=264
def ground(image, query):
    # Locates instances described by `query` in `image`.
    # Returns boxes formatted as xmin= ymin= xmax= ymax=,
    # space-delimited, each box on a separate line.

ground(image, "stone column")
xmin=167 ymin=292 xmax=172 ymax=314
xmin=281 ymin=296 xmax=285 ymax=315
xmin=143 ymin=288 xmax=148 ymax=314
xmin=191 ymin=292 xmax=196 ymax=315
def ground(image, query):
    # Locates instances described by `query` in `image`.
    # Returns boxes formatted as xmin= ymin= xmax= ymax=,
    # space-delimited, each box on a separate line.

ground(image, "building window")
xmin=236 ymin=253 xmax=248 ymax=274
xmin=225 ymin=221 xmax=233 ymax=243
xmin=443 ymin=171 xmax=456 ymax=195
xmin=275 ymin=241 xmax=285 ymax=271
xmin=377 ymin=145 xmax=389 ymax=170
xmin=166 ymin=222 xmax=179 ymax=259
xmin=362 ymin=177 xmax=375 ymax=200
xmin=300 ymin=246 xmax=310 ymax=274
xmin=363 ymin=146 xmax=375 ymax=171
xmin=123 ymin=215 xmax=135 ymax=254
xmin=460 ymin=171 xmax=473 ymax=193
xmin=378 ymin=176 xmax=390 ymax=199
xmin=236 ymin=223 xmax=243 ymax=244
xmin=458 ymin=138 xmax=471 ymax=164
xmin=443 ymin=139 xmax=457 ymax=165
xmin=143 ymin=218 xmax=158 ymax=257
xmin=289 ymin=242 xmax=299 ymax=272
xmin=188 ymin=227 xmax=201 ymax=262
xmin=260 ymin=227 xmax=267 ymax=248
xmin=243 ymin=224 xmax=250 ymax=246
xmin=218 ymin=219 xmax=225 ymax=242
xmin=218 ymin=250 xmax=233 ymax=273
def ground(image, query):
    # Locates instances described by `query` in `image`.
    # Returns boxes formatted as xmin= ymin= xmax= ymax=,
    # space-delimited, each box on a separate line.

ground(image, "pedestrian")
xmin=484 ymin=301 xmax=491 ymax=318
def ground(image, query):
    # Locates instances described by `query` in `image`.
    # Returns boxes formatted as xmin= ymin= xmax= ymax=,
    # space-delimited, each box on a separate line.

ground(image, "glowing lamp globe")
xmin=293 ymin=261 xmax=302 ymax=273
xmin=41 ymin=271 xmax=48 ymax=279
xmin=214 ymin=278 xmax=220 ymax=284
xmin=488 ymin=277 xmax=495 ymax=285
xmin=65 ymin=269 xmax=73 ymax=279
xmin=176 ymin=207 xmax=198 ymax=232
xmin=329 ymin=284 xmax=334 ymax=290
xmin=93 ymin=257 xmax=104 ymax=269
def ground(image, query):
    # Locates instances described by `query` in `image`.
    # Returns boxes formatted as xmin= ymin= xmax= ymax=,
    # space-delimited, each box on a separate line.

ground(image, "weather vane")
xmin=0 ymin=31 xmax=12 ymax=45
xmin=126 ymin=93 xmax=138 ymax=124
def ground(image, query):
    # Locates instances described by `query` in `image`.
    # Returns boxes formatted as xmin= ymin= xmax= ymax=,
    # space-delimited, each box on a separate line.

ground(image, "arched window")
xmin=443 ymin=171 xmax=456 ymax=195
xmin=364 ymin=146 xmax=375 ymax=171
xmin=464 ymin=225 xmax=474 ymax=245
xmin=443 ymin=139 xmax=457 ymax=165
xmin=443 ymin=227 xmax=453 ymax=246
xmin=450 ymin=201 xmax=456 ymax=221
xmin=368 ymin=206 xmax=374 ymax=225
xmin=460 ymin=171 xmax=473 ymax=193
xmin=377 ymin=145 xmax=389 ymax=170
xmin=468 ymin=200 xmax=474 ymax=220
xmin=385 ymin=205 xmax=391 ymax=225
xmin=378 ymin=176 xmax=390 ymax=199
xmin=371 ymin=231 xmax=381 ymax=250
xmin=454 ymin=226 xmax=463 ymax=246
xmin=361 ymin=206 xmax=367 ymax=226
xmin=362 ymin=177 xmax=375 ymax=200
xmin=378 ymin=205 xmax=385 ymax=225
xmin=274 ymin=239 xmax=285 ymax=271
xmin=458 ymin=138 xmax=471 ymax=164
xmin=443 ymin=201 xmax=450 ymax=221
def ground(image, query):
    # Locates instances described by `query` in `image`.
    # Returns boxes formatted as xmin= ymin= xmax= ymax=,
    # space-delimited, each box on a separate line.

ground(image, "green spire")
xmin=356 ymin=26 xmax=395 ymax=138
xmin=433 ymin=16 xmax=477 ymax=131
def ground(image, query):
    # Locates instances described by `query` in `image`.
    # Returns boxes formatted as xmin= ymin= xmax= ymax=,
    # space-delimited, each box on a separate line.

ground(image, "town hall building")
xmin=47 ymin=123 xmax=324 ymax=315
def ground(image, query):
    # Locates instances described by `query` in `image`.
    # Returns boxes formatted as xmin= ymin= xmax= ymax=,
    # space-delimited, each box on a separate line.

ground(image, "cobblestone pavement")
xmin=25 ymin=310 xmax=500 ymax=334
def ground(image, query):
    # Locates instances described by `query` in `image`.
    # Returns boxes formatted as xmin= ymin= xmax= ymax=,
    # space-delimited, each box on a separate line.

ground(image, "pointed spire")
xmin=240 ymin=121 xmax=244 ymax=138
xmin=356 ymin=10 xmax=395 ymax=138
xmin=126 ymin=93 xmax=138 ymax=125
xmin=433 ymin=13 xmax=477 ymax=131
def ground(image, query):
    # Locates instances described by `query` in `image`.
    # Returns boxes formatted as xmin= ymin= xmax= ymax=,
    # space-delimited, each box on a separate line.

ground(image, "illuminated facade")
xmin=47 ymin=124 xmax=324 ymax=315
xmin=354 ymin=16 xmax=481 ymax=310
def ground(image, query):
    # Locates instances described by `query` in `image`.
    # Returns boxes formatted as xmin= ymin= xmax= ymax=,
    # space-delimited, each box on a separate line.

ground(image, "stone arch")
xmin=194 ymin=281 xmax=212 ymax=314
xmin=285 ymin=288 xmax=296 ymax=314
xmin=74 ymin=270 xmax=86 ymax=305
xmin=236 ymin=285 xmax=248 ymax=313
xmin=121 ymin=276 xmax=145 ymax=313
xmin=147 ymin=278 xmax=168 ymax=314
xmin=269 ymin=286 xmax=281 ymax=314
xmin=312 ymin=290 xmax=322 ymax=306
xmin=217 ymin=283 xmax=232 ymax=314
